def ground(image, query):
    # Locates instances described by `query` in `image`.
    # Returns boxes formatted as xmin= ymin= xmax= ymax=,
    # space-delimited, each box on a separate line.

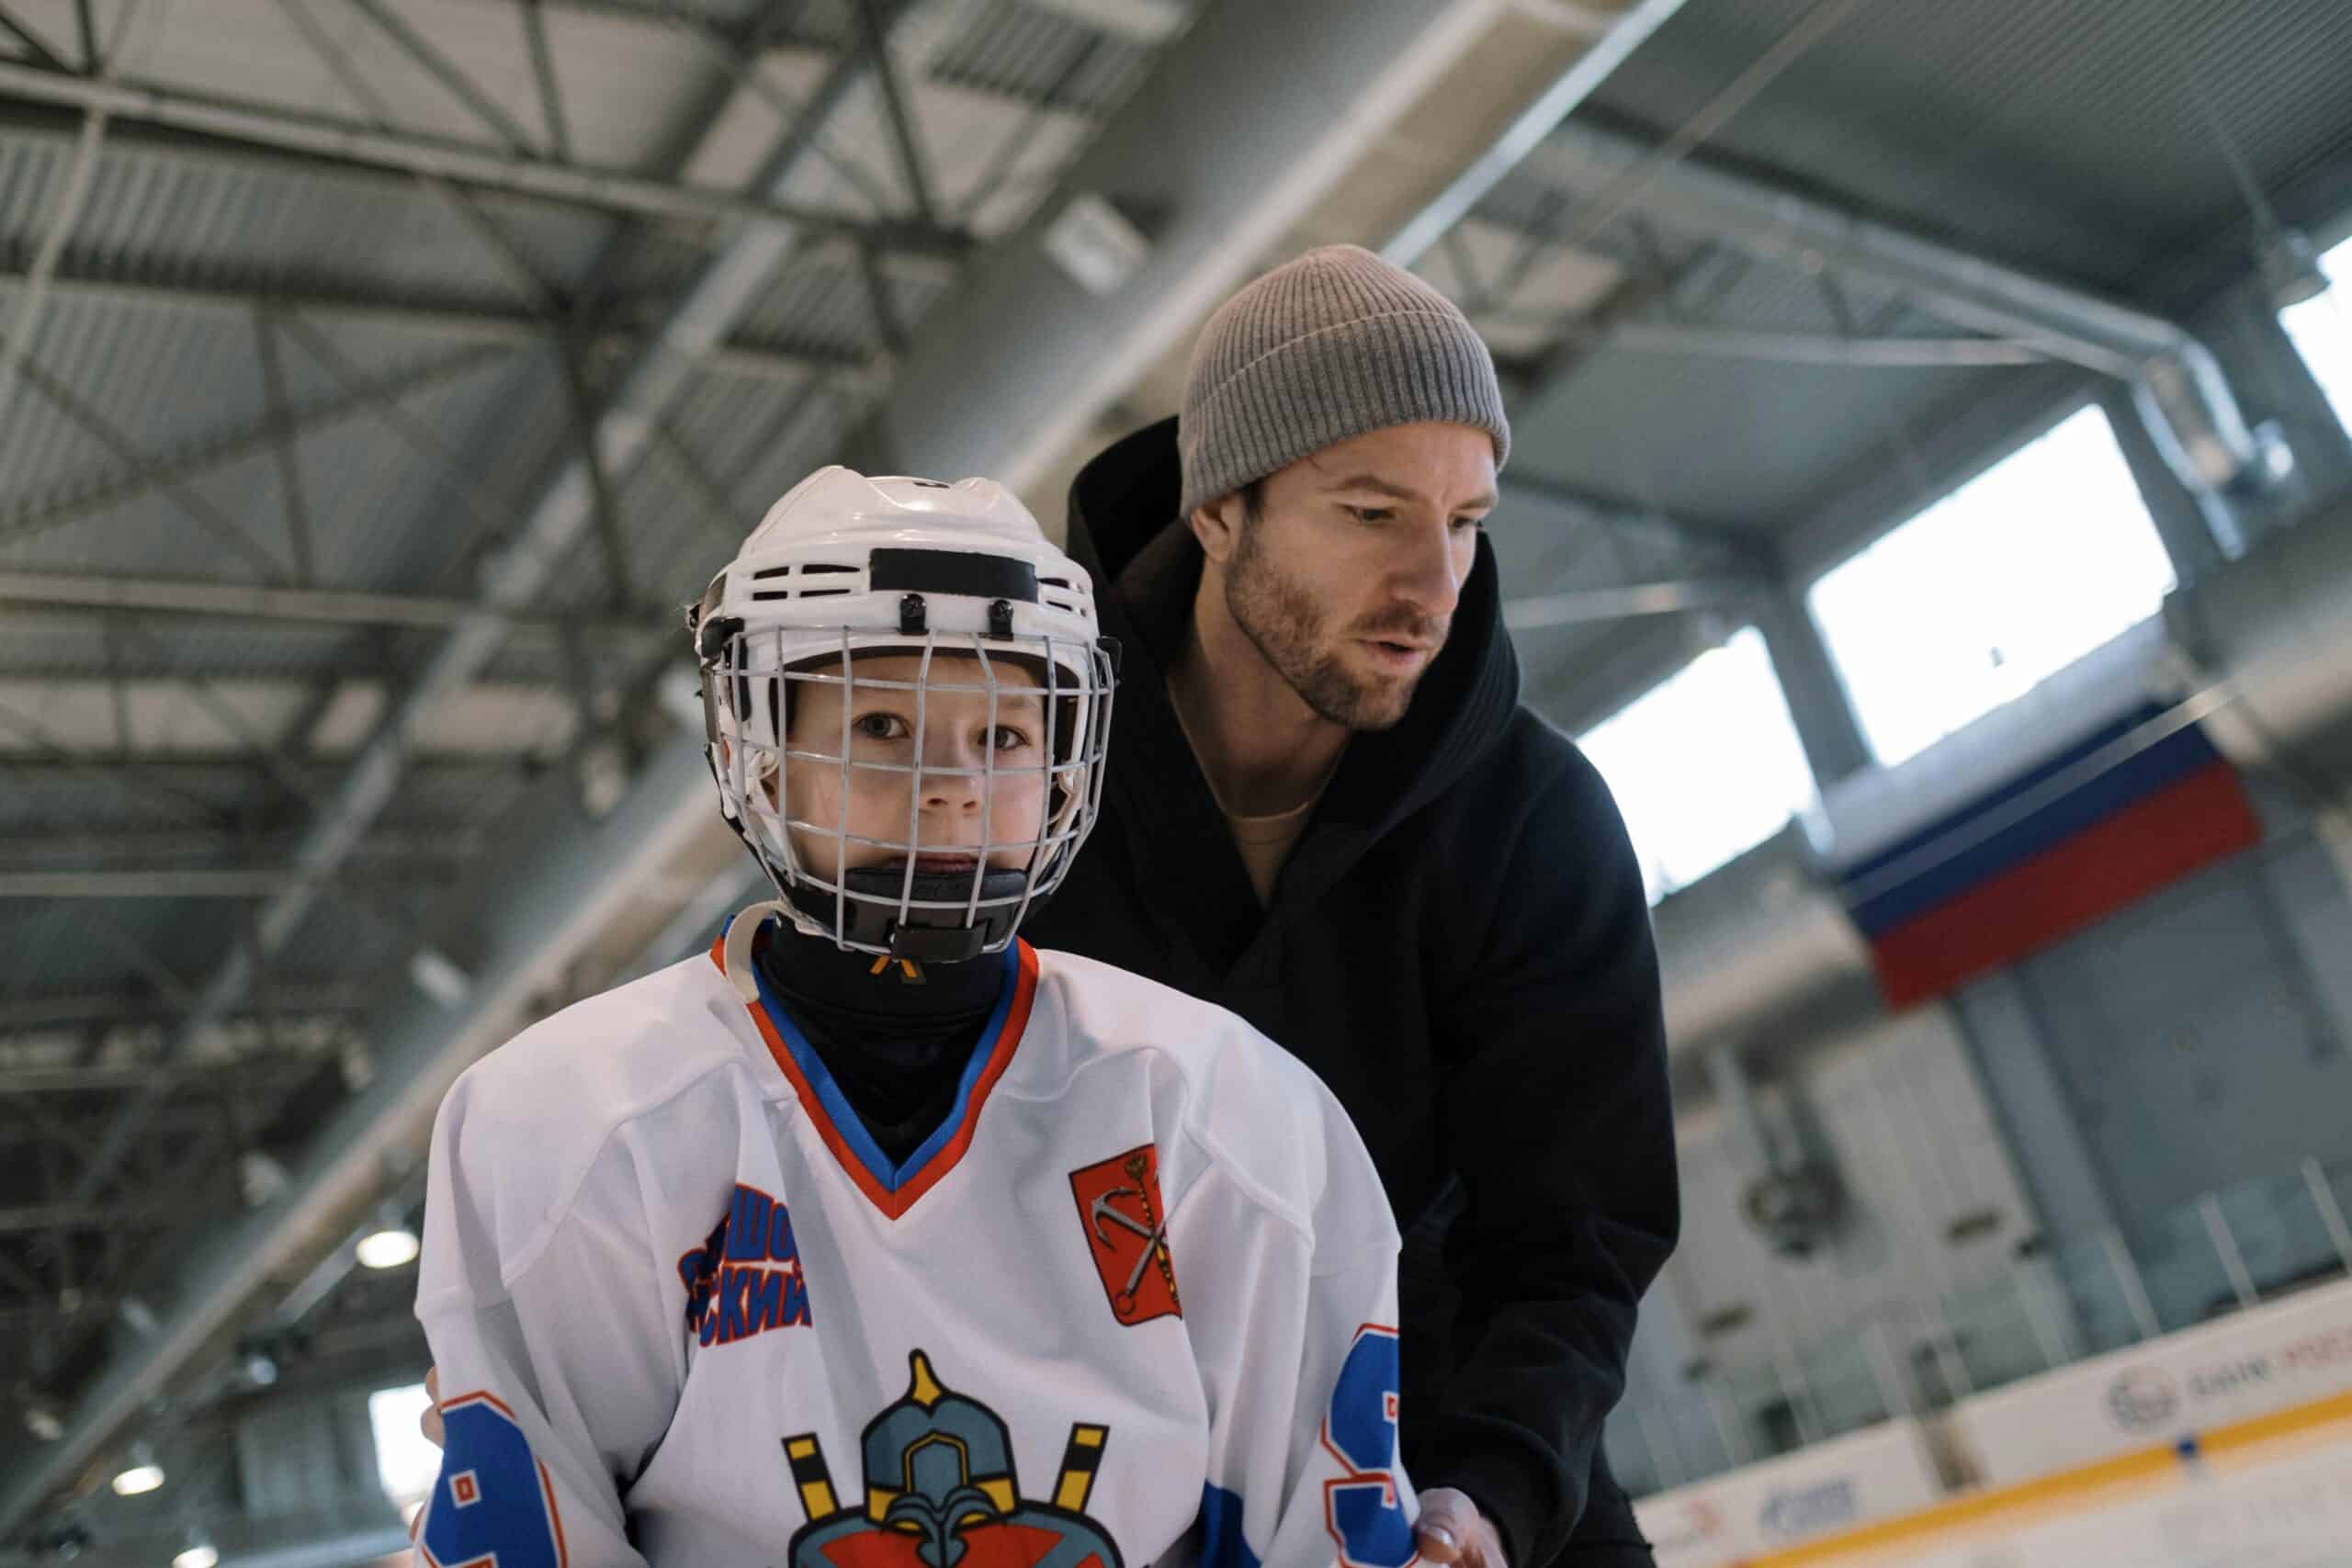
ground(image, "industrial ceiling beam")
xmin=0 ymin=264 xmax=554 ymax=344
xmin=0 ymin=5 xmax=67 ymax=72
xmin=1531 ymin=121 xmax=2279 ymax=503
xmin=0 ymin=987 xmax=369 ymax=1035
xmin=0 ymin=328 xmax=859 ymax=560
xmin=862 ymin=0 xmax=1532 ymax=490
xmin=1537 ymin=321 xmax=2047 ymax=367
xmin=0 ymin=698 xmax=236 ymax=831
xmin=0 ymin=1053 xmax=331 ymax=1104
xmin=1 ymin=348 xmax=289 ymax=581
xmin=1534 ymin=123 xmax=2173 ymax=373
xmin=0 ymin=569 xmax=664 ymax=637
xmin=0 ymin=1201 xmax=182 ymax=1236
xmin=1498 ymin=474 xmax=1766 ymax=570
xmin=1020 ymin=0 xmax=1187 ymax=43
xmin=1493 ymin=239 xmax=1754 ymax=410
xmin=1380 ymin=0 xmax=1698 ymax=266
xmin=0 ymin=0 xmax=995 ymax=1530
xmin=0 ymin=866 xmax=454 ymax=898
xmin=1502 ymin=577 xmax=1759 ymax=632
xmin=0 ymin=755 xmax=523 ymax=787
xmin=344 ymin=0 xmax=546 ymax=157
xmin=0 ymin=259 xmax=888 ymax=385
xmin=0 ymin=59 xmax=982 ymax=249
xmin=39 ymin=5 xmax=952 ymax=1208
xmin=0 ymin=825 xmax=477 ymax=866
xmin=453 ymin=0 xmax=1145 ymax=106
xmin=0 ymin=739 xmax=720 ymax=1537
xmin=0 ymin=0 xmax=1691 ymax=1533
xmin=0 ymin=105 xmax=107 ymax=434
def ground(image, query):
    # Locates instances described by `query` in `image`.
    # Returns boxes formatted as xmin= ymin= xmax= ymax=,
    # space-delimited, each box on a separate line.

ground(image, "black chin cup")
xmin=786 ymin=866 xmax=1034 ymax=963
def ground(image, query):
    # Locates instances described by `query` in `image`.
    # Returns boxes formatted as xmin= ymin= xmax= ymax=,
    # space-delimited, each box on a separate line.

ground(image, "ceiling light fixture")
xmin=356 ymin=1201 xmax=420 ymax=1271
xmin=110 ymin=1441 xmax=164 ymax=1496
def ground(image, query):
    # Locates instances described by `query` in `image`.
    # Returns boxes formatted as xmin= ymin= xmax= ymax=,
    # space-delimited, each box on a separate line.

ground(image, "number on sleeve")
xmin=418 ymin=1392 xmax=569 ymax=1568
xmin=1321 ymin=1325 xmax=1416 ymax=1568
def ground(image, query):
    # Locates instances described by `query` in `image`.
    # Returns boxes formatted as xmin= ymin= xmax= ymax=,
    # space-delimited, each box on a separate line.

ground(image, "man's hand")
xmin=420 ymin=1365 xmax=444 ymax=1447
xmin=1415 ymin=1487 xmax=1509 ymax=1568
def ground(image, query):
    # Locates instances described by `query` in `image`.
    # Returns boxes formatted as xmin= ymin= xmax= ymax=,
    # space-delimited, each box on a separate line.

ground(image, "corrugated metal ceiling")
xmin=1476 ymin=0 xmax=2352 ymax=543
xmin=0 ymin=0 xmax=1186 ymax=1048
xmin=1585 ymin=0 xmax=2352 ymax=296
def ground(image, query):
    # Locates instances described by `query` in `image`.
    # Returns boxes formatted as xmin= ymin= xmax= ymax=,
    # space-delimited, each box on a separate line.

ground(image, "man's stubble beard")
xmin=1223 ymin=519 xmax=1429 ymax=732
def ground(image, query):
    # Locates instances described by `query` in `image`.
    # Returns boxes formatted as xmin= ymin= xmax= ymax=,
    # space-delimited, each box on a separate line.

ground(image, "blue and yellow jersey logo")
xmin=783 ymin=1349 xmax=1121 ymax=1568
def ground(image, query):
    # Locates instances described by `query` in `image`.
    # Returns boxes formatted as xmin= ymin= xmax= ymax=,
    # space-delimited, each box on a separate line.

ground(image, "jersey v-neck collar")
xmin=708 ymin=922 xmax=1038 ymax=1222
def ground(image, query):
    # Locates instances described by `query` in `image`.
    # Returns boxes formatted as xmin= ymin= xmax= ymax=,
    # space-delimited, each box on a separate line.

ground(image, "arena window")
xmin=2278 ymin=235 xmax=2351 ymax=434
xmin=1806 ymin=406 xmax=2176 ymax=768
xmin=1577 ymin=626 xmax=1818 ymax=905
xmin=368 ymin=1382 xmax=441 ymax=1515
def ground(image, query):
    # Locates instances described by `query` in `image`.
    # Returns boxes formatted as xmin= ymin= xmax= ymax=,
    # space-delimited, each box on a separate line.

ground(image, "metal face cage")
xmin=700 ymin=620 xmax=1117 ymax=962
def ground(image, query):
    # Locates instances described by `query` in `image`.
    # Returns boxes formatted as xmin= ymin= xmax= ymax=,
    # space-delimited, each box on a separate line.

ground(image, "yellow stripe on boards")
xmin=1745 ymin=1447 xmax=2177 ymax=1567
xmin=2196 ymin=1387 xmax=2352 ymax=1459
xmin=1743 ymin=1393 xmax=2352 ymax=1567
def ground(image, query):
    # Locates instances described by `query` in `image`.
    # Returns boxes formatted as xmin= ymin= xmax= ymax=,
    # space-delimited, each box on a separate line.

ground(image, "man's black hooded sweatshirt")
xmin=1022 ymin=420 xmax=1679 ymax=1566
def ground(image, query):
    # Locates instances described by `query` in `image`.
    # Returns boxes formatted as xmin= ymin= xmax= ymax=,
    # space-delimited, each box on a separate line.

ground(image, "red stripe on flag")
xmin=1869 ymin=761 xmax=2260 ymax=1010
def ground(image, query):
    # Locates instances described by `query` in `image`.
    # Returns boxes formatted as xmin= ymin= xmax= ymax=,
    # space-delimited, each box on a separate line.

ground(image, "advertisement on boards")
xmin=1634 ymin=1418 xmax=1944 ymax=1568
xmin=1947 ymin=1275 xmax=2352 ymax=1487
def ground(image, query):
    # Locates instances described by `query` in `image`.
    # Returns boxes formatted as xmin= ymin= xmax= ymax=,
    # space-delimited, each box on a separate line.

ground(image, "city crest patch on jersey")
xmin=1068 ymin=1145 xmax=1181 ymax=1327
xmin=783 ymin=1349 xmax=1121 ymax=1568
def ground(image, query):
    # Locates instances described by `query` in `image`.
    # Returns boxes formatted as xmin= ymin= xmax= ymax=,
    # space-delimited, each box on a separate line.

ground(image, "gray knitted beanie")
xmin=1178 ymin=243 xmax=1510 ymax=518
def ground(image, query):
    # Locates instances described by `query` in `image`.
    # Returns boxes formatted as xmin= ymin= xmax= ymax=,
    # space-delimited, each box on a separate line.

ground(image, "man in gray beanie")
xmin=1023 ymin=244 xmax=1678 ymax=1568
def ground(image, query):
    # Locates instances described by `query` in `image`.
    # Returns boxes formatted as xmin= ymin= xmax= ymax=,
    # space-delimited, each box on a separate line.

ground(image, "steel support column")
xmin=1751 ymin=586 xmax=1873 ymax=785
xmin=855 ymin=0 xmax=1535 ymax=489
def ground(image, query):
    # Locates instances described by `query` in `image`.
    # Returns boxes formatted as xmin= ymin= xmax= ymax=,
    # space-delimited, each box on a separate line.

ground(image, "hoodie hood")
xmin=1066 ymin=416 xmax=1522 ymax=842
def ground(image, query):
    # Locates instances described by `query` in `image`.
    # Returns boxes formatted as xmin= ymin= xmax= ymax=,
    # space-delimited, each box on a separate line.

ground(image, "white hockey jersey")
xmin=412 ymin=915 xmax=1418 ymax=1568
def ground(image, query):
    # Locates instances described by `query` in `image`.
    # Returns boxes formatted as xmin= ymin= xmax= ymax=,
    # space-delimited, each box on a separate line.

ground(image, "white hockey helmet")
xmin=691 ymin=466 xmax=1117 ymax=962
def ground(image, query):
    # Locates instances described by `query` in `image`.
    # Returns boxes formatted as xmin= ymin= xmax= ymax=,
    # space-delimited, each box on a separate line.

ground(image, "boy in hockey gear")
xmin=412 ymin=468 xmax=1421 ymax=1568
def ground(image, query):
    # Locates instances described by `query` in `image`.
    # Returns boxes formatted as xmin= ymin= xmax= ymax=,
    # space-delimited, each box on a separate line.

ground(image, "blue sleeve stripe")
xmin=1196 ymin=1483 xmax=1261 ymax=1568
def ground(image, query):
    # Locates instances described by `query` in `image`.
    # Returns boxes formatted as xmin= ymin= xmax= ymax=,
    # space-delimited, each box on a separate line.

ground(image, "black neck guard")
xmin=752 ymin=921 xmax=1008 ymax=1163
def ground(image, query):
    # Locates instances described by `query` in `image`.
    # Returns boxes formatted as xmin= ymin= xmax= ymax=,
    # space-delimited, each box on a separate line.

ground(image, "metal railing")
xmin=1610 ymin=1151 xmax=2352 ymax=1496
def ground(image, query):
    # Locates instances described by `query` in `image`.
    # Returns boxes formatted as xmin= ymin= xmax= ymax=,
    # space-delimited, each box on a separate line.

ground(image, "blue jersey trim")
xmin=749 ymin=937 xmax=1019 ymax=1194
xmin=1196 ymin=1483 xmax=1261 ymax=1568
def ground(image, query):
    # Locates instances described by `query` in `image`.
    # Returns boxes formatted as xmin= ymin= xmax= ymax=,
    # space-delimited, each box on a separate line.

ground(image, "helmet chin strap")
xmin=721 ymin=900 xmax=797 ymax=1002
xmin=728 ymin=866 xmax=1038 ymax=982
xmin=819 ymin=867 xmax=1033 ymax=963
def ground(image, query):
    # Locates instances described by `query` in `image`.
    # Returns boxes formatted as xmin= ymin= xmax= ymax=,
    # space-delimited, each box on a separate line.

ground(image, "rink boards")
xmin=1638 ymin=1275 xmax=2352 ymax=1566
